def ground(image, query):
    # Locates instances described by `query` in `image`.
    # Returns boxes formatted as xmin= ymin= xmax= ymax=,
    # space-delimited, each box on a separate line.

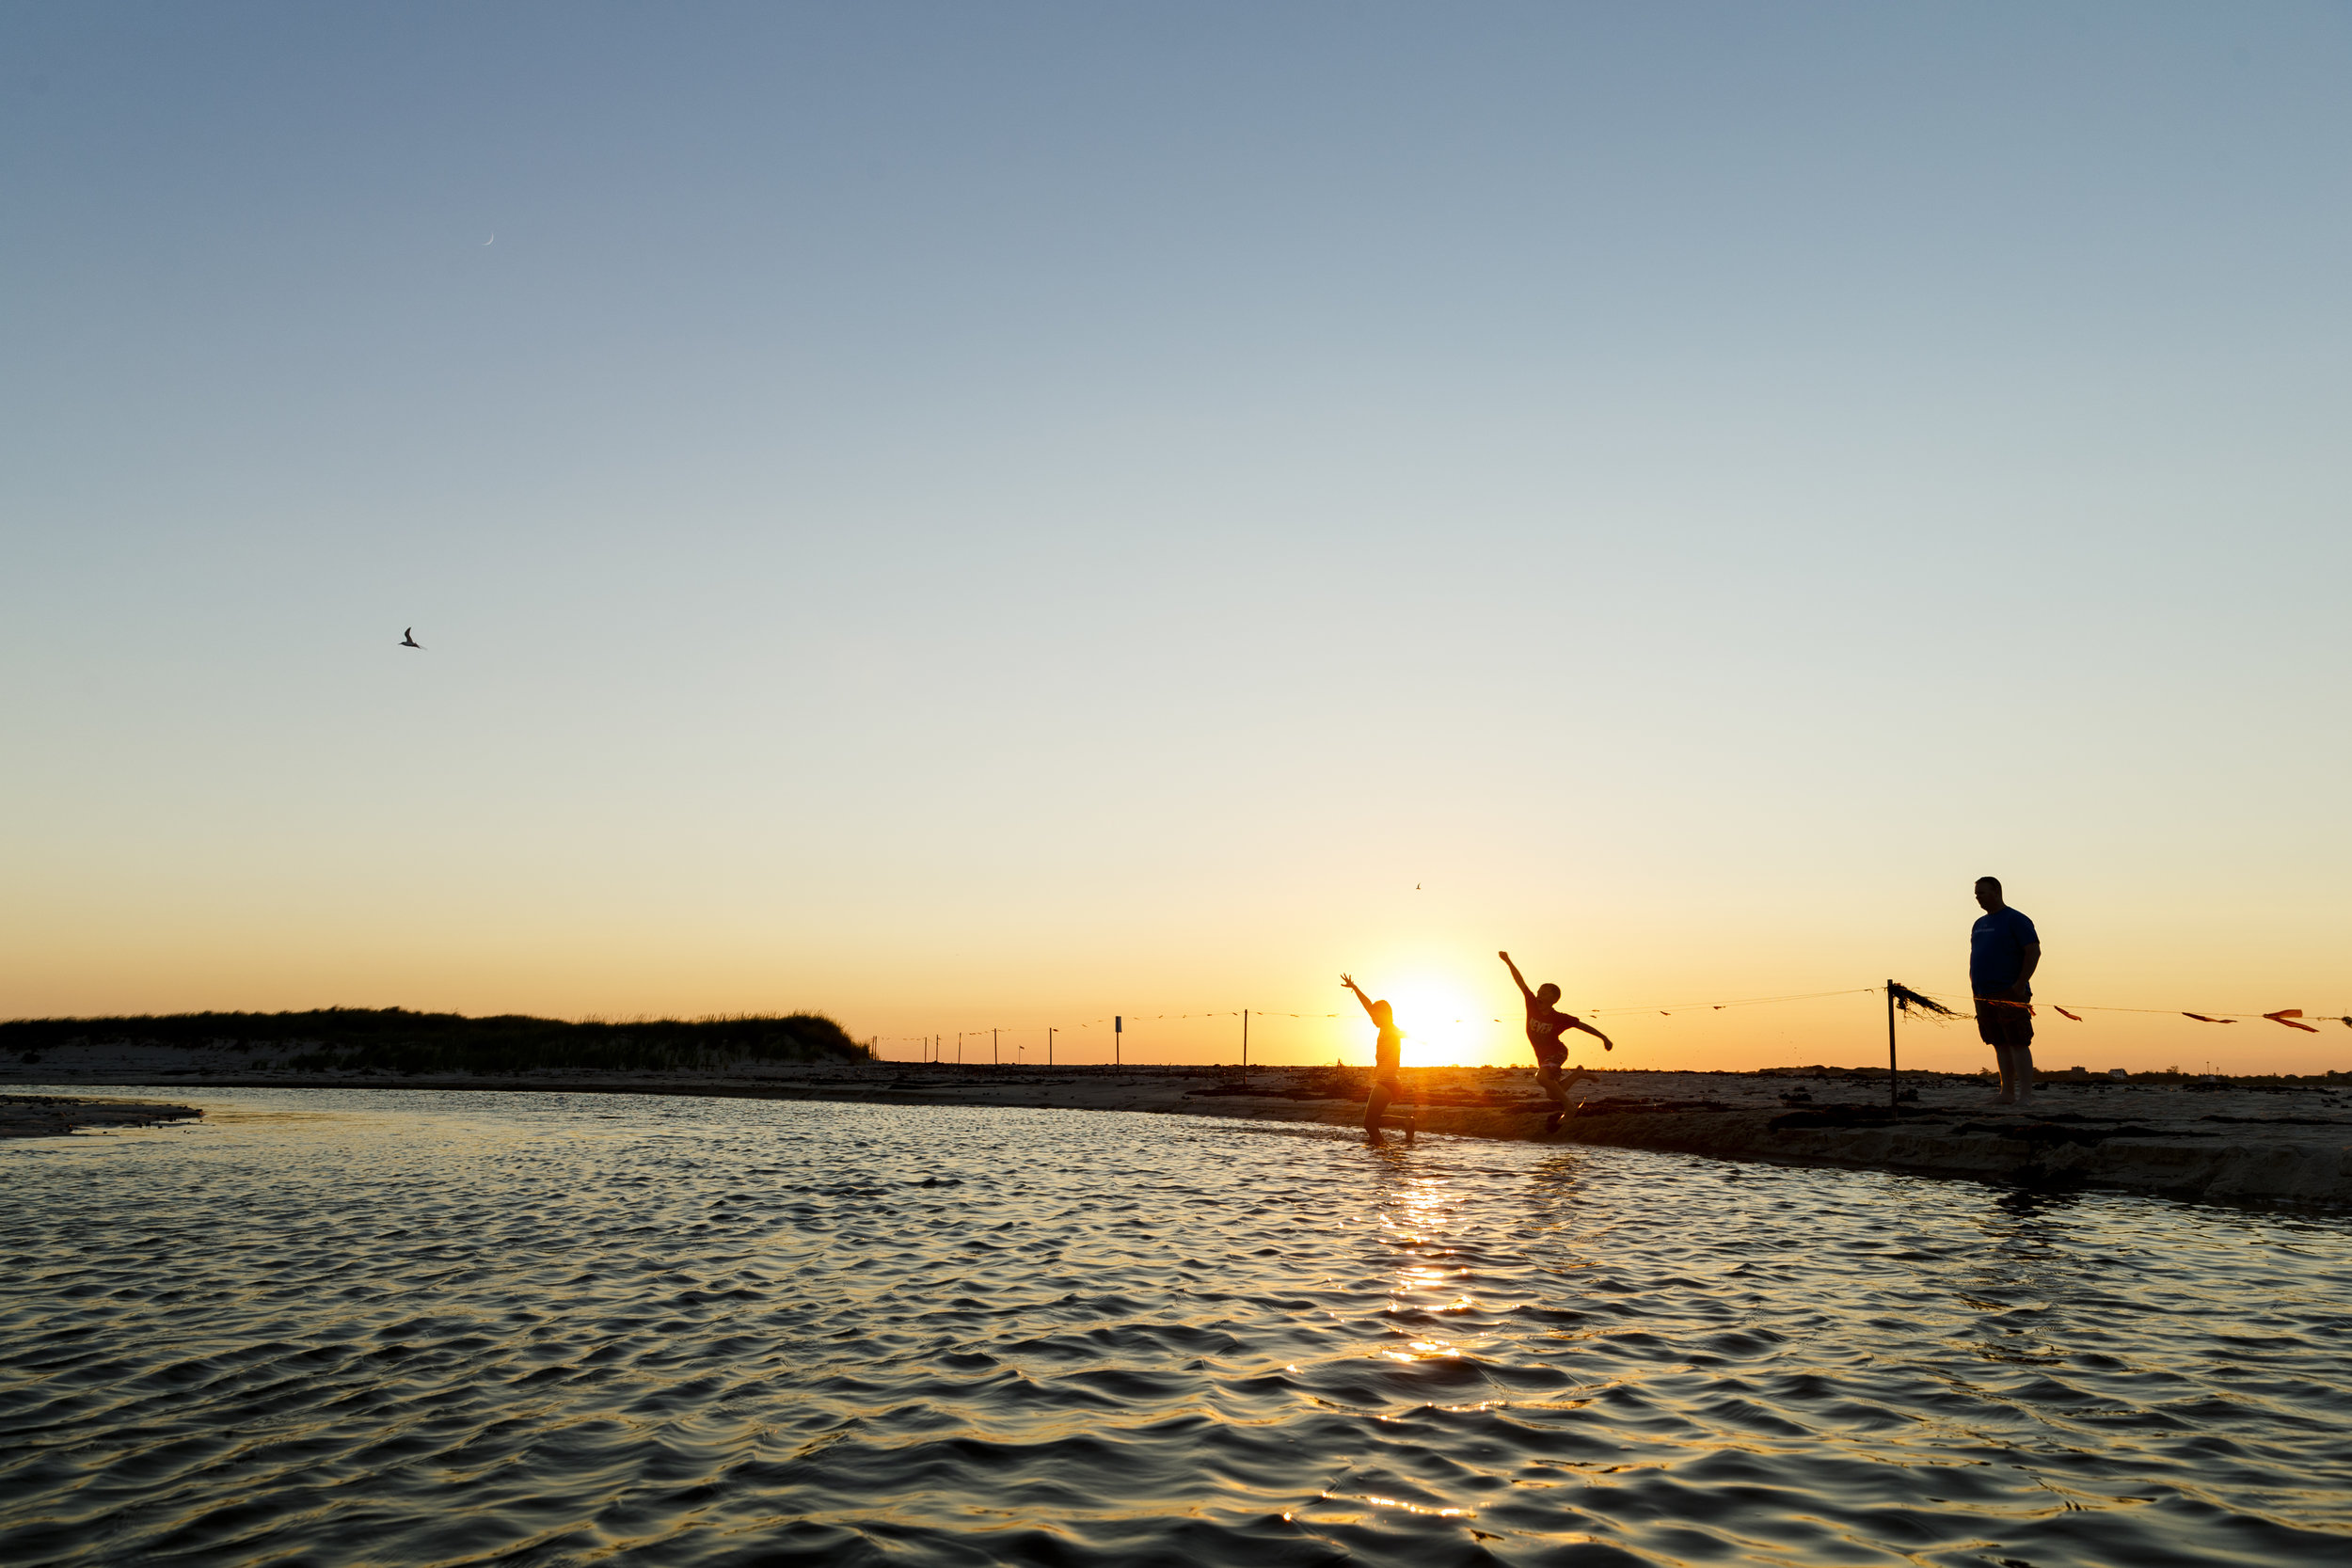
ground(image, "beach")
xmin=10 ymin=1046 xmax=2346 ymax=1206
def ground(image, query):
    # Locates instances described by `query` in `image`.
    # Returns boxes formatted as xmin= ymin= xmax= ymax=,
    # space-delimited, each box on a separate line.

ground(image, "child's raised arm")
xmin=1499 ymin=951 xmax=1535 ymax=1004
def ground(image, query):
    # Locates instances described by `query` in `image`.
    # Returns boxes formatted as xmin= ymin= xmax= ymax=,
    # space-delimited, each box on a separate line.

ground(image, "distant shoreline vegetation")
xmin=0 ymin=1007 xmax=869 ymax=1074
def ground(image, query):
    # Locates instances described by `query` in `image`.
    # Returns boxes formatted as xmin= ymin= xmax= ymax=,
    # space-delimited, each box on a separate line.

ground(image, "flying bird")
xmin=400 ymin=627 xmax=423 ymax=649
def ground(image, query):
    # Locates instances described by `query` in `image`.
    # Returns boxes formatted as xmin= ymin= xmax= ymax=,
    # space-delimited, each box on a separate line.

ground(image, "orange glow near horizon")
xmin=4 ymin=882 xmax=2348 ymax=1076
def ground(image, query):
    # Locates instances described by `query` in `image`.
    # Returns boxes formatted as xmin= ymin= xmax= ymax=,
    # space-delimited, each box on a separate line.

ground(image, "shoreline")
xmin=9 ymin=1062 xmax=2347 ymax=1207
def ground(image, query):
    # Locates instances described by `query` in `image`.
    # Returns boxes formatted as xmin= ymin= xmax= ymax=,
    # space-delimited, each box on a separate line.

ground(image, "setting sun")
xmin=1376 ymin=977 xmax=1500 ymax=1066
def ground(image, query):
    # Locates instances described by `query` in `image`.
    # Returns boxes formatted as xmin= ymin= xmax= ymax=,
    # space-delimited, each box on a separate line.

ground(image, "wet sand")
xmin=0 ymin=1093 xmax=202 ymax=1137
xmin=8 ymin=1049 xmax=2346 ymax=1204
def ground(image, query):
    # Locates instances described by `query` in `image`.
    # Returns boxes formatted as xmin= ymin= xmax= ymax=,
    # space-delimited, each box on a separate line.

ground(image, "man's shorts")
xmin=1976 ymin=995 xmax=2034 ymax=1048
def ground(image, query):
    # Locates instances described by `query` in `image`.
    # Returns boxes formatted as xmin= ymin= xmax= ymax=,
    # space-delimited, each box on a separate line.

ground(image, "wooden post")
xmin=1115 ymin=1015 xmax=1121 ymax=1069
xmin=1048 ymin=1027 xmax=1055 ymax=1067
xmin=1886 ymin=980 xmax=1898 ymax=1111
xmin=1242 ymin=1009 xmax=1248 ymax=1077
xmin=993 ymin=1027 xmax=998 ymax=1067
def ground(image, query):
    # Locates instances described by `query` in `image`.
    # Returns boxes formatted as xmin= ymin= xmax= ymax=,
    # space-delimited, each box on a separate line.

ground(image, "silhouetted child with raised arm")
xmin=1341 ymin=973 xmax=1413 ymax=1145
xmin=1500 ymin=950 xmax=1613 ymax=1134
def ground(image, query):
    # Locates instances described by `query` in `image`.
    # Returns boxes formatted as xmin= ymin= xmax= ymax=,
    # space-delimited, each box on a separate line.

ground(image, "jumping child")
xmin=1499 ymin=950 xmax=1613 ymax=1133
xmin=1341 ymin=973 xmax=1414 ymax=1144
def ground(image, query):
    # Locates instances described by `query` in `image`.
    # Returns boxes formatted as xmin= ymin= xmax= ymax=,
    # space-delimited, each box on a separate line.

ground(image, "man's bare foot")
xmin=1543 ymin=1113 xmax=1562 ymax=1135
xmin=1989 ymin=1091 xmax=2016 ymax=1105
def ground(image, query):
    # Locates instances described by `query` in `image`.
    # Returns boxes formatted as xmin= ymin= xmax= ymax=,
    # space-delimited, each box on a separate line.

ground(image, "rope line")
xmin=874 ymin=985 xmax=2351 ymax=1046
xmin=1895 ymin=990 xmax=2350 ymax=1029
xmin=1588 ymin=988 xmax=1880 ymax=1018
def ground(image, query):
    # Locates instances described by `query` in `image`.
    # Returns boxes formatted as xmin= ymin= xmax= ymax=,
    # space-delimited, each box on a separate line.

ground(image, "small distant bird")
xmin=1415 ymin=883 xmax=1422 ymax=890
xmin=400 ymin=627 xmax=423 ymax=649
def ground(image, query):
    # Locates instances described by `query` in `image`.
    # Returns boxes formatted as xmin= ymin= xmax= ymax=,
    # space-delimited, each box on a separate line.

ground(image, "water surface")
xmin=4 ymin=1086 xmax=2348 ymax=1566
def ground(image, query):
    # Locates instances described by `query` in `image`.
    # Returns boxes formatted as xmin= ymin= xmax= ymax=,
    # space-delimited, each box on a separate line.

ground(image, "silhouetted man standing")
xmin=1971 ymin=877 xmax=2041 ymax=1105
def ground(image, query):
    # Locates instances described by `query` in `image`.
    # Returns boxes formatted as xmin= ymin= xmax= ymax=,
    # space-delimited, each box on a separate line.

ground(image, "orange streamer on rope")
xmin=2182 ymin=1013 xmax=2235 ymax=1023
xmin=2054 ymin=1006 xmax=2082 ymax=1022
xmin=2264 ymin=1009 xmax=2319 ymax=1033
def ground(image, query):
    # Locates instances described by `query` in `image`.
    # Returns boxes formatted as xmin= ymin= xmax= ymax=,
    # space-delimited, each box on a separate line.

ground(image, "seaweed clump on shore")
xmin=0 ymin=1007 xmax=867 ymax=1075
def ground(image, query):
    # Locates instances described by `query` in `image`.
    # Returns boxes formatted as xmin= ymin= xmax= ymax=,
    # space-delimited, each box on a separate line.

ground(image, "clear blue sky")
xmin=5 ymin=3 xmax=2347 ymax=1069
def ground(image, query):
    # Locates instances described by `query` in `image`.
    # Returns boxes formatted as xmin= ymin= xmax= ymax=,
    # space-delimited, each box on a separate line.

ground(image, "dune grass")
xmin=1 ymin=1006 xmax=867 ymax=1075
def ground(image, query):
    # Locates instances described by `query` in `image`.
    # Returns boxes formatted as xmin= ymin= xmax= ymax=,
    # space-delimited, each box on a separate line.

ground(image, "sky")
xmin=4 ymin=2 xmax=2348 ymax=1072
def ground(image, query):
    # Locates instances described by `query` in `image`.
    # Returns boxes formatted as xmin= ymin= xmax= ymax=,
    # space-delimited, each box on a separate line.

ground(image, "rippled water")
xmin=4 ymin=1087 xmax=2349 ymax=1567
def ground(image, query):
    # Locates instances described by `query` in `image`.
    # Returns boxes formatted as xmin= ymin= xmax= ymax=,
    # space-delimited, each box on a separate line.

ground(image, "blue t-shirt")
xmin=1970 ymin=906 xmax=2040 ymax=993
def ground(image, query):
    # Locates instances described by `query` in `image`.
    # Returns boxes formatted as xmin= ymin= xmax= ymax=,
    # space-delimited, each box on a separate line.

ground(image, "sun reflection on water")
xmin=8 ymin=1087 xmax=2348 ymax=1567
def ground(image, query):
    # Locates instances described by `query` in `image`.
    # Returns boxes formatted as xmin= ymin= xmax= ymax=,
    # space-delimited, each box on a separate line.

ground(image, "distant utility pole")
xmin=993 ymin=1027 xmax=998 ymax=1066
xmin=1241 ymin=1010 xmax=1249 ymax=1077
xmin=958 ymin=1032 xmax=963 ymax=1065
xmin=1115 ymin=1015 xmax=1121 ymax=1069
xmin=1048 ymin=1027 xmax=1056 ymax=1067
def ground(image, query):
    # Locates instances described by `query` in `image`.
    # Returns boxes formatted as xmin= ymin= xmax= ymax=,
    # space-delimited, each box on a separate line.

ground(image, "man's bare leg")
xmin=1365 ymin=1082 xmax=1393 ymax=1141
xmin=1991 ymin=1043 xmax=2036 ymax=1106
